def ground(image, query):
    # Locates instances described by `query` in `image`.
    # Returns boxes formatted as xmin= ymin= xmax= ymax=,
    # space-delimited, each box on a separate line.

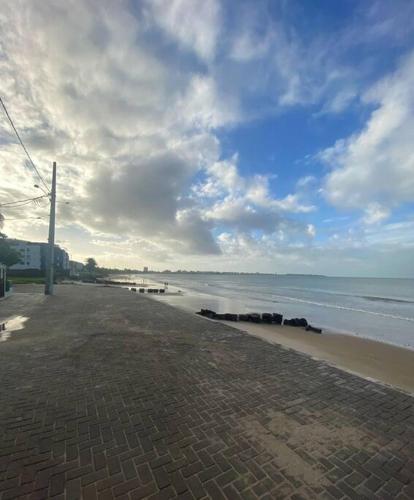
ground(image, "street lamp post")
xmin=45 ymin=162 xmax=56 ymax=295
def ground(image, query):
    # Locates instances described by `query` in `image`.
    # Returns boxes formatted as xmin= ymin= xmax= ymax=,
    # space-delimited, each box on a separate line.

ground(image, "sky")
xmin=0 ymin=0 xmax=414 ymax=277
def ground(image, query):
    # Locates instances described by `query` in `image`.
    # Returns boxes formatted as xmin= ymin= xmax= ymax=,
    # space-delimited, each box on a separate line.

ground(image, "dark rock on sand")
xmin=197 ymin=309 xmax=217 ymax=319
xmin=284 ymin=317 xmax=308 ymax=327
xmin=262 ymin=313 xmax=273 ymax=323
xmin=306 ymin=325 xmax=322 ymax=334
xmin=224 ymin=313 xmax=238 ymax=321
xmin=272 ymin=313 xmax=283 ymax=324
xmin=238 ymin=314 xmax=249 ymax=321
xmin=248 ymin=313 xmax=261 ymax=323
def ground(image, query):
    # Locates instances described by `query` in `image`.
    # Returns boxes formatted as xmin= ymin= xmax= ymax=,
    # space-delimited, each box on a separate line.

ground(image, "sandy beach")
xmin=221 ymin=319 xmax=414 ymax=394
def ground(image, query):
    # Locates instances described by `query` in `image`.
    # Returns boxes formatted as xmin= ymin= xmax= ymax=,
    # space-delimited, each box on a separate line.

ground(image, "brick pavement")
xmin=0 ymin=285 xmax=413 ymax=499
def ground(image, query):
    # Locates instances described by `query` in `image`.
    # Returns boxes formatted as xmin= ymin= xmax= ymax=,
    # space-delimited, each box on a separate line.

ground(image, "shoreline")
xmin=98 ymin=279 xmax=414 ymax=394
xmin=144 ymin=290 xmax=414 ymax=394
xmin=220 ymin=319 xmax=414 ymax=394
xmin=140 ymin=275 xmax=414 ymax=349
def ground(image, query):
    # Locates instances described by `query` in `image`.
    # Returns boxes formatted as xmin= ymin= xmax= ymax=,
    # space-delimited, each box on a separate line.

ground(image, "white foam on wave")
xmin=270 ymin=294 xmax=414 ymax=322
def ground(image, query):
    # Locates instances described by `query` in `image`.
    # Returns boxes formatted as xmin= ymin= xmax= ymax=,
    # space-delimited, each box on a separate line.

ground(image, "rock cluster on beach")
xmin=196 ymin=309 xmax=322 ymax=333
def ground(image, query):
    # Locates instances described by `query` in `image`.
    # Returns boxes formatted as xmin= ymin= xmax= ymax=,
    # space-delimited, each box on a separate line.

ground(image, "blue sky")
xmin=0 ymin=0 xmax=414 ymax=276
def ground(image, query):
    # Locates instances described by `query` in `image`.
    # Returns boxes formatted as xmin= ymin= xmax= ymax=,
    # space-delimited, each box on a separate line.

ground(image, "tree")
xmin=0 ymin=233 xmax=21 ymax=267
xmin=85 ymin=257 xmax=97 ymax=272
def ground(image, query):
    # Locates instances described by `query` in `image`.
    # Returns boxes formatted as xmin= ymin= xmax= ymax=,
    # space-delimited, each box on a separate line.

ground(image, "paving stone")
xmin=66 ymin=478 xmax=81 ymax=500
xmin=222 ymin=483 xmax=243 ymax=500
xmin=198 ymin=464 xmax=221 ymax=483
xmin=170 ymin=470 xmax=187 ymax=495
xmin=204 ymin=480 xmax=226 ymax=500
xmin=49 ymin=472 xmax=65 ymax=496
xmin=147 ymin=486 xmax=176 ymax=500
xmin=383 ymin=477 xmax=405 ymax=496
xmin=112 ymin=478 xmax=140 ymax=497
xmin=344 ymin=471 xmax=366 ymax=488
xmin=186 ymin=475 xmax=206 ymax=499
xmin=82 ymin=483 xmax=98 ymax=500
xmin=120 ymin=459 xmax=136 ymax=481
xmin=363 ymin=474 xmax=383 ymax=492
xmin=152 ymin=468 xmax=170 ymax=490
xmin=128 ymin=482 xmax=157 ymax=499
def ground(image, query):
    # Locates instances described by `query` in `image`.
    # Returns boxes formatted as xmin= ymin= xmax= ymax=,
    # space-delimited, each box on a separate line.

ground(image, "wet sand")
xmin=221 ymin=320 xmax=414 ymax=394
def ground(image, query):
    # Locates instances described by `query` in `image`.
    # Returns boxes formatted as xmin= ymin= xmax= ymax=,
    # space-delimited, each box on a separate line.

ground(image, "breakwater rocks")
xmin=97 ymin=279 xmax=137 ymax=286
xmin=130 ymin=287 xmax=165 ymax=294
xmin=196 ymin=309 xmax=322 ymax=333
xmin=283 ymin=317 xmax=308 ymax=327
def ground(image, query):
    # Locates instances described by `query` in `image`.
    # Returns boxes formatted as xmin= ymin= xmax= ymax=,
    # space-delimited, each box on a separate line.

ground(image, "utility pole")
xmin=45 ymin=162 xmax=56 ymax=295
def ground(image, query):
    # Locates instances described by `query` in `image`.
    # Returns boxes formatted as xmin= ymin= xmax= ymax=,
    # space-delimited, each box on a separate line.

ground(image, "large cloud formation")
xmin=0 ymin=0 xmax=317 ymax=259
xmin=0 ymin=0 xmax=413 ymax=274
xmin=322 ymin=52 xmax=414 ymax=222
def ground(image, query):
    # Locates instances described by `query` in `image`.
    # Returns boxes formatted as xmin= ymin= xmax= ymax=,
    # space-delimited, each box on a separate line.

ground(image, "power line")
xmin=0 ymin=216 xmax=47 ymax=221
xmin=1 ymin=199 xmax=44 ymax=209
xmin=0 ymin=96 xmax=50 ymax=195
xmin=0 ymin=196 xmax=67 ymax=211
xmin=0 ymin=194 xmax=48 ymax=207
xmin=0 ymin=199 xmax=46 ymax=210
xmin=0 ymin=200 xmax=36 ymax=209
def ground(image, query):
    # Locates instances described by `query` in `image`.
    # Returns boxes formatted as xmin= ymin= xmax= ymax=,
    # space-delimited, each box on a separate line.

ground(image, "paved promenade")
xmin=0 ymin=285 xmax=413 ymax=499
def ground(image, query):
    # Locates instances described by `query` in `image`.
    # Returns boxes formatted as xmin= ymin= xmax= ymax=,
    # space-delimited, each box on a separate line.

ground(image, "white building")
xmin=69 ymin=260 xmax=84 ymax=276
xmin=62 ymin=250 xmax=70 ymax=271
xmin=9 ymin=240 xmax=42 ymax=270
xmin=8 ymin=239 xmax=70 ymax=273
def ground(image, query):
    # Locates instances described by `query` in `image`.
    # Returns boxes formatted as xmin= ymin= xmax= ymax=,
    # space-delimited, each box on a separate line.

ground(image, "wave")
xmin=270 ymin=294 xmax=414 ymax=322
xmin=359 ymin=295 xmax=414 ymax=304
xmin=149 ymin=276 xmax=414 ymax=323
xmin=170 ymin=285 xmax=414 ymax=323
xmin=276 ymin=286 xmax=414 ymax=304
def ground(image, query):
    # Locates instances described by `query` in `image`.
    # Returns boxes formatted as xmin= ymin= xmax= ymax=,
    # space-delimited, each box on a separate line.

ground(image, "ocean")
xmin=125 ymin=274 xmax=414 ymax=350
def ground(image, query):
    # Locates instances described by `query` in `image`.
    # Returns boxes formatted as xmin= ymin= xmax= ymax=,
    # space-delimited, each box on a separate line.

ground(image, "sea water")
xmin=127 ymin=274 xmax=414 ymax=350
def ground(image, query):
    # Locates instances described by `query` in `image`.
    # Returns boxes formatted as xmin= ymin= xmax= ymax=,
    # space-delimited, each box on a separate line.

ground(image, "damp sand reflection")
xmin=0 ymin=315 xmax=29 ymax=342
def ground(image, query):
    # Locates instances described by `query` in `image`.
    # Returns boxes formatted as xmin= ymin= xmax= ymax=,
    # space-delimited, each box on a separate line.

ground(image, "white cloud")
xmin=0 ymin=1 xmax=225 ymax=256
xmin=362 ymin=203 xmax=390 ymax=225
xmin=147 ymin=0 xmax=222 ymax=61
xmin=322 ymin=51 xmax=414 ymax=211
xmin=364 ymin=219 xmax=414 ymax=247
xmin=193 ymin=155 xmax=243 ymax=198
xmin=307 ymin=224 xmax=316 ymax=238
xmin=197 ymin=156 xmax=315 ymax=240
xmin=296 ymin=175 xmax=316 ymax=188
xmin=270 ymin=194 xmax=315 ymax=214
xmin=176 ymin=75 xmax=240 ymax=130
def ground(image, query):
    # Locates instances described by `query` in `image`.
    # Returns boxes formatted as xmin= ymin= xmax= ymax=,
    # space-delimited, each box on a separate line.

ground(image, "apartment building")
xmin=8 ymin=239 xmax=70 ymax=274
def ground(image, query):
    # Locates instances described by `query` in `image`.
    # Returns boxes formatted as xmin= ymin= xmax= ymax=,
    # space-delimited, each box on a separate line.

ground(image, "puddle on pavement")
xmin=0 ymin=316 xmax=29 ymax=342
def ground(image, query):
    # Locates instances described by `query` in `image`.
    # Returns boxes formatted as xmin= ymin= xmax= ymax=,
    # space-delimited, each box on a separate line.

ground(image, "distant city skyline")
xmin=1 ymin=0 xmax=413 ymax=277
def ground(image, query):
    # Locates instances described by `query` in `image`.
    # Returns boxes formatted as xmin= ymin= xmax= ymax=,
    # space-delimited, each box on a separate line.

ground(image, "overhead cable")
xmin=0 ymin=96 xmax=50 ymax=195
